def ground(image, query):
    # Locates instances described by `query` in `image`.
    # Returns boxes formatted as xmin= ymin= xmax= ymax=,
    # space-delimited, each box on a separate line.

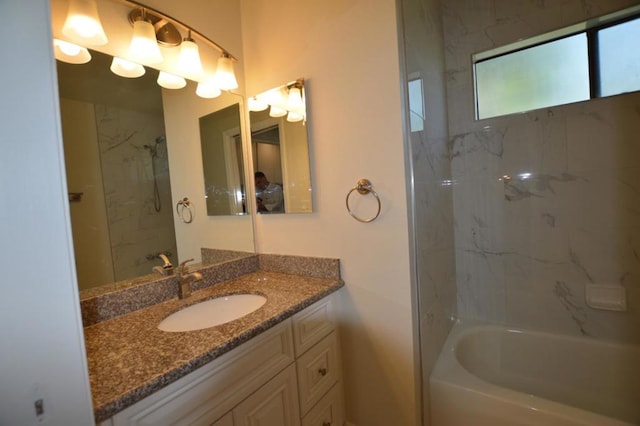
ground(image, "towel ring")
xmin=346 ymin=178 xmax=381 ymax=223
xmin=176 ymin=197 xmax=194 ymax=223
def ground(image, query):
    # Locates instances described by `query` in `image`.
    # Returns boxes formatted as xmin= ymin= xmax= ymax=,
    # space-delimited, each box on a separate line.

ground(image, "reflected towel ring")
xmin=346 ymin=178 xmax=381 ymax=223
xmin=176 ymin=197 xmax=194 ymax=223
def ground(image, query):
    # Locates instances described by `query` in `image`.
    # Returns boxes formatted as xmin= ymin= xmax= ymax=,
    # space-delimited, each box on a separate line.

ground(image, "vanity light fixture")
xmin=196 ymin=78 xmax=222 ymax=98
xmin=157 ymin=71 xmax=187 ymax=89
xmin=269 ymin=105 xmax=288 ymax=118
xmin=248 ymin=96 xmax=269 ymax=111
xmin=110 ymin=57 xmax=145 ymax=78
xmin=53 ymin=39 xmax=92 ymax=64
xmin=177 ymin=31 xmax=204 ymax=81
xmin=215 ymin=53 xmax=239 ymax=91
xmin=56 ymin=0 xmax=240 ymax=97
xmin=252 ymin=79 xmax=307 ymax=121
xmin=127 ymin=7 xmax=181 ymax=47
xmin=129 ymin=13 xmax=163 ymax=64
xmin=286 ymin=85 xmax=305 ymax=112
xmin=286 ymin=111 xmax=304 ymax=122
xmin=61 ymin=0 xmax=108 ymax=46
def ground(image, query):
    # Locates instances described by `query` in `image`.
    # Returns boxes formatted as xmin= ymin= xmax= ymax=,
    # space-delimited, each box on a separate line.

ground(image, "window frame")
xmin=472 ymin=5 xmax=640 ymax=120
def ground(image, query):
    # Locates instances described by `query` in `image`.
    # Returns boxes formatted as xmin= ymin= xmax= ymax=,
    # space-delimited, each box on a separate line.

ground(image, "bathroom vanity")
xmin=83 ymin=254 xmax=345 ymax=425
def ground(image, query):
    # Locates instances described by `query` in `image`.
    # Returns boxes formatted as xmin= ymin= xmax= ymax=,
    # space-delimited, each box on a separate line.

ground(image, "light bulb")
xmin=269 ymin=105 xmax=287 ymax=118
xmin=215 ymin=54 xmax=238 ymax=91
xmin=61 ymin=0 xmax=108 ymax=46
xmin=177 ymin=37 xmax=203 ymax=81
xmin=129 ymin=19 xmax=163 ymax=64
xmin=265 ymin=87 xmax=286 ymax=107
xmin=287 ymin=111 xmax=304 ymax=122
xmin=157 ymin=71 xmax=186 ymax=89
xmin=196 ymin=78 xmax=222 ymax=98
xmin=110 ymin=57 xmax=145 ymax=78
xmin=248 ymin=96 xmax=269 ymax=111
xmin=286 ymin=86 xmax=305 ymax=112
xmin=53 ymin=39 xmax=91 ymax=64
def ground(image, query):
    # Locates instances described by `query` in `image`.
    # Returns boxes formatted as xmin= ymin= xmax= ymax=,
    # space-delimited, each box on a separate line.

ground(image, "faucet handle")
xmin=178 ymin=258 xmax=195 ymax=274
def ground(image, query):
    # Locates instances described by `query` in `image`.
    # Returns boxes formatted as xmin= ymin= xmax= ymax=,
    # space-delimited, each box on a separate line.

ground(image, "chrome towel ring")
xmin=176 ymin=197 xmax=194 ymax=223
xmin=346 ymin=178 xmax=381 ymax=223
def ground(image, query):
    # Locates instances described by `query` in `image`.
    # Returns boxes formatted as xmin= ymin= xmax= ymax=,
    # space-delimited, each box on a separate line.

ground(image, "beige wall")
xmin=241 ymin=0 xmax=417 ymax=424
xmin=281 ymin=119 xmax=312 ymax=213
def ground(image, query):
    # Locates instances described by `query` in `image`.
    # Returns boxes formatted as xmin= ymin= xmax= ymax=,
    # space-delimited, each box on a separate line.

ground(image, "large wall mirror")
xmin=52 ymin=0 xmax=256 ymax=292
xmin=57 ymin=49 xmax=178 ymax=290
xmin=200 ymin=104 xmax=247 ymax=216
xmin=248 ymin=81 xmax=313 ymax=214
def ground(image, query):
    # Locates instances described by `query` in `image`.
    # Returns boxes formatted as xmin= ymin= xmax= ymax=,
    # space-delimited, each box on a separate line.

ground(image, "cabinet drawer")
xmin=292 ymin=297 xmax=335 ymax=356
xmin=296 ymin=331 xmax=340 ymax=415
xmin=111 ymin=319 xmax=294 ymax=425
xmin=301 ymin=382 xmax=345 ymax=426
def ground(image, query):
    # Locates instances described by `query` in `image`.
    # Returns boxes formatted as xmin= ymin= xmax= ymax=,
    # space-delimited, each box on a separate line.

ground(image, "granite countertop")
xmin=84 ymin=268 xmax=343 ymax=422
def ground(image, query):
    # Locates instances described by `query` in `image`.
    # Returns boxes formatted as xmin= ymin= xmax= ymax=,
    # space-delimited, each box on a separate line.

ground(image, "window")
xmin=473 ymin=6 xmax=640 ymax=120
xmin=475 ymin=34 xmax=589 ymax=119
xmin=597 ymin=17 xmax=640 ymax=97
xmin=408 ymin=78 xmax=425 ymax=132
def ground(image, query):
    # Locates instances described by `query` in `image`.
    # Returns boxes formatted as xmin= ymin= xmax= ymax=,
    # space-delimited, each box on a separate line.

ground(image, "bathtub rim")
xmin=430 ymin=318 xmax=635 ymax=426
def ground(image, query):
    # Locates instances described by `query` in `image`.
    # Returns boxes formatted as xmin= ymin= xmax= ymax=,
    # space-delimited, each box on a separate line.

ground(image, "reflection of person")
xmin=255 ymin=171 xmax=284 ymax=213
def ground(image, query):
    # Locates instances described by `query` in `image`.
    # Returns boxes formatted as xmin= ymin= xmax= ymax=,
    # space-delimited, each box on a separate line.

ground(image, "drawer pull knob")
xmin=318 ymin=367 xmax=328 ymax=376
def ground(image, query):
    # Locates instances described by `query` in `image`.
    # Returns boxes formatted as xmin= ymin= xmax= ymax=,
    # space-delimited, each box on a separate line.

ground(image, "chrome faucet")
xmin=152 ymin=253 xmax=174 ymax=276
xmin=177 ymin=259 xmax=203 ymax=299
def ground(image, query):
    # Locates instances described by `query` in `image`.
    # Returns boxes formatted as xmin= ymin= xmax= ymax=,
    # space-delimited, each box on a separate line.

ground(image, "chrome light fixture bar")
xmin=127 ymin=7 xmax=181 ymax=46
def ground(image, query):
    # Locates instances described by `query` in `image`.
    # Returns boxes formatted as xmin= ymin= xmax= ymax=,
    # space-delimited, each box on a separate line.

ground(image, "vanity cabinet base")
xmin=100 ymin=294 xmax=345 ymax=426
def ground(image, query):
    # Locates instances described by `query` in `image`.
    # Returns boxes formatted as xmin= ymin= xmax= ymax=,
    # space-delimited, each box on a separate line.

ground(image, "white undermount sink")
xmin=158 ymin=294 xmax=267 ymax=332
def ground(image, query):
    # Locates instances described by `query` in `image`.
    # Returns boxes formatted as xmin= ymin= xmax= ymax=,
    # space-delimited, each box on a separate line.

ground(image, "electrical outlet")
xmin=29 ymin=383 xmax=49 ymax=423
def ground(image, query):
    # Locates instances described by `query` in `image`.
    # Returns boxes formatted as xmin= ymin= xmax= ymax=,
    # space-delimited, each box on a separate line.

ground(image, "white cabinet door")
xmin=301 ymin=382 xmax=345 ymax=426
xmin=233 ymin=364 xmax=301 ymax=426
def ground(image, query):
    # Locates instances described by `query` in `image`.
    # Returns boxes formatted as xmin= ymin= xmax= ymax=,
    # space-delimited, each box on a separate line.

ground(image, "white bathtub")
xmin=430 ymin=320 xmax=640 ymax=426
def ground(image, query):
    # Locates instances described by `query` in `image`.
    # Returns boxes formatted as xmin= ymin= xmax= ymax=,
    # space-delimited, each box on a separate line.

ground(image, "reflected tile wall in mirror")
xmin=58 ymin=50 xmax=178 ymax=291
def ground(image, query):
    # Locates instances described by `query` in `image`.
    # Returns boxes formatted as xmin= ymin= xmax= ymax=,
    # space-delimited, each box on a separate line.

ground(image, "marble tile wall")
xmin=442 ymin=0 xmax=640 ymax=343
xmin=95 ymin=105 xmax=178 ymax=282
